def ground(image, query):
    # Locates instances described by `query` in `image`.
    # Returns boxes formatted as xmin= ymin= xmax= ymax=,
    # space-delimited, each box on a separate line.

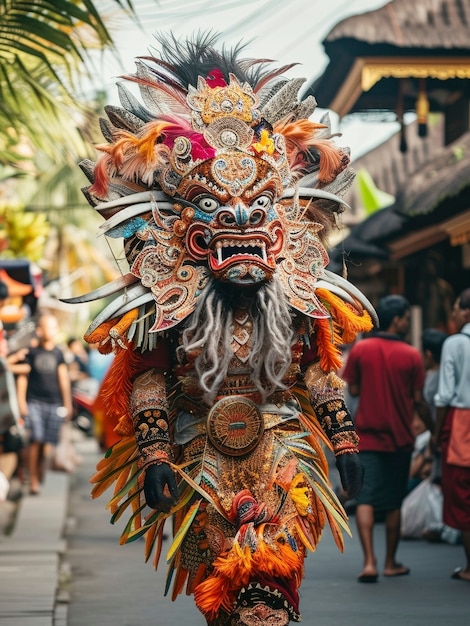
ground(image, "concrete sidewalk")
xmin=0 ymin=468 xmax=71 ymax=626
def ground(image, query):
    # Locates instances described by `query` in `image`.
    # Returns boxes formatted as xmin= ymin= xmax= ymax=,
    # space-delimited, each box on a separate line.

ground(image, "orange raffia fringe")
xmin=274 ymin=118 xmax=347 ymax=183
xmin=99 ymin=344 xmax=141 ymax=436
xmin=194 ymin=538 xmax=303 ymax=620
xmin=90 ymin=121 xmax=174 ymax=197
xmin=315 ymin=288 xmax=373 ymax=372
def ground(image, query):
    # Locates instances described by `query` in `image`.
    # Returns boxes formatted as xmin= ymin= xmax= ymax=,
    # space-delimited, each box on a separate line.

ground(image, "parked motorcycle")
xmin=71 ymin=377 xmax=99 ymax=436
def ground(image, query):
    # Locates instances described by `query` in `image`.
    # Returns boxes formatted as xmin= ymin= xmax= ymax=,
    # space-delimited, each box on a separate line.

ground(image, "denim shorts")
xmin=25 ymin=399 xmax=63 ymax=445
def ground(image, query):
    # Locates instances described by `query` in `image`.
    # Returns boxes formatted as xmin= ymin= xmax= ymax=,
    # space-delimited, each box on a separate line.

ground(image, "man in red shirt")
xmin=343 ymin=295 xmax=432 ymax=582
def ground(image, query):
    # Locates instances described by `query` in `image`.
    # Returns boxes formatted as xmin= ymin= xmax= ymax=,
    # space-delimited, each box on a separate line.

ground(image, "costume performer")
xmin=65 ymin=33 xmax=377 ymax=625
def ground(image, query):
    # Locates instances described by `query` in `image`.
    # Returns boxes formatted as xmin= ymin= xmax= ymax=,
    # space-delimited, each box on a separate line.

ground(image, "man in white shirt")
xmin=434 ymin=288 xmax=470 ymax=583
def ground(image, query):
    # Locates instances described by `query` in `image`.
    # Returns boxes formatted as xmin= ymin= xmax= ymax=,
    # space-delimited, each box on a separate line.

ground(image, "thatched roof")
xmin=346 ymin=116 xmax=445 ymax=211
xmin=395 ymin=129 xmax=470 ymax=217
xmin=325 ymin=0 xmax=470 ymax=49
xmin=328 ymin=129 xmax=470 ymax=267
xmin=309 ymin=0 xmax=470 ymax=114
xmin=328 ymin=204 xmax=405 ymax=269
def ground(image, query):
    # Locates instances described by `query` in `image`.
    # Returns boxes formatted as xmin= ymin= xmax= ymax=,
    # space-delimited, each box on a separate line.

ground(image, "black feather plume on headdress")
xmin=138 ymin=30 xmax=298 ymax=92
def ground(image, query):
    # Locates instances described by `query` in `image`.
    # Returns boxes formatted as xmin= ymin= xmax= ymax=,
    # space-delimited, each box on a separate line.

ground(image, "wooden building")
xmin=310 ymin=0 xmax=470 ymax=332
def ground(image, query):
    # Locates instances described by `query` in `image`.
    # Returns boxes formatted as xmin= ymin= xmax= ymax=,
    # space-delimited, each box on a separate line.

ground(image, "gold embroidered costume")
xmin=66 ymin=33 xmax=376 ymax=626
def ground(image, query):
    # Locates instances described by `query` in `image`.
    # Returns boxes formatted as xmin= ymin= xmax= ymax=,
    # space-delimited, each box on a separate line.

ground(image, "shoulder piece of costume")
xmin=63 ymin=32 xmax=376 ymax=351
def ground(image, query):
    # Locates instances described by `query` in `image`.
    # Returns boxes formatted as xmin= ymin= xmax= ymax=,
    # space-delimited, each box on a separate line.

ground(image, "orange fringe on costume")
xmin=315 ymin=288 xmax=373 ymax=371
xmin=194 ymin=536 xmax=304 ymax=620
xmin=274 ymin=118 xmax=348 ymax=183
xmin=98 ymin=345 xmax=141 ymax=437
xmin=90 ymin=120 xmax=175 ymax=197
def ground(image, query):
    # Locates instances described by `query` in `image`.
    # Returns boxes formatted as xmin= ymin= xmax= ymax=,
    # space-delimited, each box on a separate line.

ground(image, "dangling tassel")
xmin=416 ymin=78 xmax=429 ymax=138
xmin=399 ymin=118 xmax=407 ymax=153
xmin=342 ymin=254 xmax=348 ymax=280
xmin=397 ymin=79 xmax=407 ymax=153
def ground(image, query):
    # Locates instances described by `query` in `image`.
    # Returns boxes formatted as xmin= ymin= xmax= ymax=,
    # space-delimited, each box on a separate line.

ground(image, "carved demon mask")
xmin=78 ymin=36 xmax=358 ymax=332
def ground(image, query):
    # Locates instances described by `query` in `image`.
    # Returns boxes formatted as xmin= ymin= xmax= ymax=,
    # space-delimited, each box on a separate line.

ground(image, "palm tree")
xmin=0 ymin=0 xmax=143 ymax=165
xmin=0 ymin=2 xmax=152 ymax=290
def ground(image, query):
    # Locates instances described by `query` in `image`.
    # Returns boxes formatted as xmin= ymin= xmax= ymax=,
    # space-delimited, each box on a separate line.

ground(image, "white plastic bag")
xmin=401 ymin=478 xmax=443 ymax=539
xmin=0 ymin=470 xmax=10 ymax=502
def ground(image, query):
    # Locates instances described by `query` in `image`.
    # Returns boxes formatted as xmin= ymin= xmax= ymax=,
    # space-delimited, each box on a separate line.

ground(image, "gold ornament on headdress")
xmin=187 ymin=74 xmax=259 ymax=131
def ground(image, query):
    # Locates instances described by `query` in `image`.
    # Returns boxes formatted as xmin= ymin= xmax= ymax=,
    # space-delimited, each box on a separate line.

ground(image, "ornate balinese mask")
xmin=145 ymin=73 xmax=289 ymax=286
xmin=72 ymin=34 xmax=375 ymax=337
xmin=180 ymin=152 xmax=285 ymax=285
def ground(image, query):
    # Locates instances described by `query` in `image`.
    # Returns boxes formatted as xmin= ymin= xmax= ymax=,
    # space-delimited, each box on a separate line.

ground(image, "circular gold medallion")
xmin=206 ymin=397 xmax=264 ymax=456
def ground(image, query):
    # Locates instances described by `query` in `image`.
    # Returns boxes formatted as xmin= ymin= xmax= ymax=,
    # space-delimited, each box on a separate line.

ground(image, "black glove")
xmin=336 ymin=453 xmax=364 ymax=499
xmin=144 ymin=463 xmax=179 ymax=512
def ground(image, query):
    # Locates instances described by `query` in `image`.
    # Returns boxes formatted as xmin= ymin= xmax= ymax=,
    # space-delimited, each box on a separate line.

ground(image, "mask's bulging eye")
xmin=195 ymin=195 xmax=220 ymax=213
xmin=251 ymin=195 xmax=271 ymax=210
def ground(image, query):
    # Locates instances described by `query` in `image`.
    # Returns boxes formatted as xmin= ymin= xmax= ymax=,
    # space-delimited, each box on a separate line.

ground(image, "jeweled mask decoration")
xmin=80 ymin=33 xmax=354 ymax=329
xmin=180 ymin=151 xmax=285 ymax=285
xmin=155 ymin=72 xmax=289 ymax=286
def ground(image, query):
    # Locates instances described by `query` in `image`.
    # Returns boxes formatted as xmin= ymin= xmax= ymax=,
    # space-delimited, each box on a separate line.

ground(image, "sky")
xmin=89 ymin=0 xmax=397 ymax=159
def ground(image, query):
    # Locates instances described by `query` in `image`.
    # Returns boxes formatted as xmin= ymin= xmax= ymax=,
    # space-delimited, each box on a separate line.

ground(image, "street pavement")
xmin=1 ymin=433 xmax=469 ymax=625
xmin=66 ymin=437 xmax=470 ymax=626
xmin=0 ymin=462 xmax=69 ymax=626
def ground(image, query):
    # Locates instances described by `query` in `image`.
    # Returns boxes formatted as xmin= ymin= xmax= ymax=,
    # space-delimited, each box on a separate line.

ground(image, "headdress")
xmin=69 ymin=32 xmax=376 ymax=338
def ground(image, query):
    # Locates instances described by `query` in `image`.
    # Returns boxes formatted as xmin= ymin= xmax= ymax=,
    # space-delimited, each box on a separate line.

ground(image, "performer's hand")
xmin=336 ymin=453 xmax=364 ymax=499
xmin=144 ymin=463 xmax=178 ymax=512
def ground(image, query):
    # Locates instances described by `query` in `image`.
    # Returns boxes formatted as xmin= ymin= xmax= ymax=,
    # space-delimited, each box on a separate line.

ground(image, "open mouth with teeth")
xmin=207 ymin=235 xmax=278 ymax=284
xmin=211 ymin=237 xmax=270 ymax=269
xmin=185 ymin=223 xmax=284 ymax=284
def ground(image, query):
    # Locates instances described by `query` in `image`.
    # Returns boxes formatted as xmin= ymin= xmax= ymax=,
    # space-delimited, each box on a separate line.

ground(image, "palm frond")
xmin=0 ymin=0 xmax=151 ymax=164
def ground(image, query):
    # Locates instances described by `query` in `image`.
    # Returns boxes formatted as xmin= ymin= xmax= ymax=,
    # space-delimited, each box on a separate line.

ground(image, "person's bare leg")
xmin=0 ymin=452 xmax=18 ymax=481
xmin=383 ymin=508 xmax=409 ymax=575
xmin=38 ymin=443 xmax=48 ymax=482
xmin=28 ymin=441 xmax=41 ymax=494
xmin=453 ymin=530 xmax=470 ymax=580
xmin=355 ymin=504 xmax=377 ymax=578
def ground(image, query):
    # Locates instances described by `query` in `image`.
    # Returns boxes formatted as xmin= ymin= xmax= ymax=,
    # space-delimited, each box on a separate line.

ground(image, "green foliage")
xmin=0 ymin=1 xmax=154 ymax=268
xmin=0 ymin=0 xmax=142 ymax=165
xmin=0 ymin=205 xmax=50 ymax=261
